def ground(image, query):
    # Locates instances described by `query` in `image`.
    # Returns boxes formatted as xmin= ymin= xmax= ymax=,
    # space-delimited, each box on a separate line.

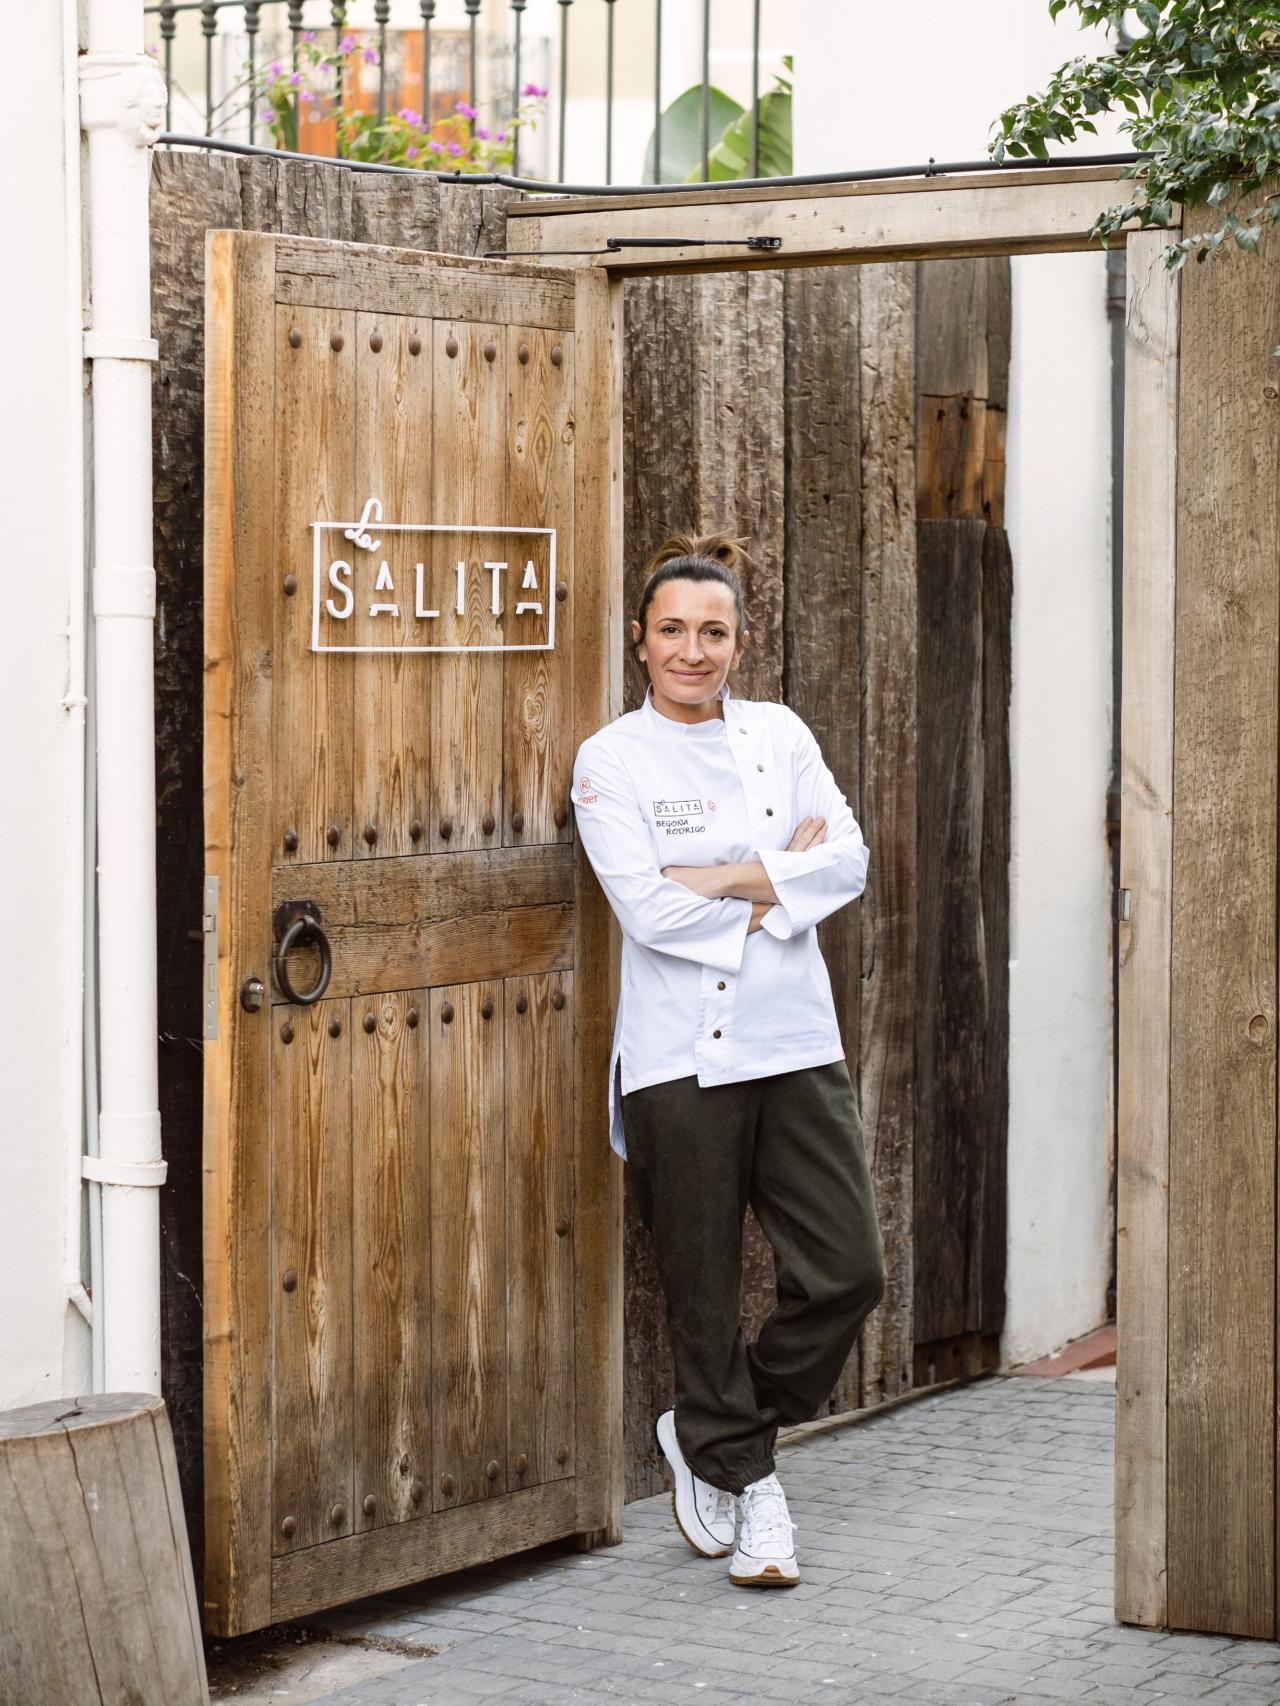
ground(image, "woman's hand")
xmin=660 ymin=816 xmax=828 ymax=905
xmin=746 ymin=901 xmax=774 ymax=934
xmin=787 ymin=816 xmax=827 ymax=852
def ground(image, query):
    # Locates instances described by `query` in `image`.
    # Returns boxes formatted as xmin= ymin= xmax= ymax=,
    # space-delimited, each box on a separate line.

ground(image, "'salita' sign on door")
xmin=202 ymin=231 xmax=619 ymax=1637
xmin=313 ymin=497 xmax=557 ymax=652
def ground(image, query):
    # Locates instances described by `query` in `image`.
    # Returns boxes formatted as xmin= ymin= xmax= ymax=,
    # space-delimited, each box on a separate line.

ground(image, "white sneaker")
xmin=654 ymin=1408 xmax=737 ymax=1557
xmin=729 ymin=1471 xmax=799 ymax=1587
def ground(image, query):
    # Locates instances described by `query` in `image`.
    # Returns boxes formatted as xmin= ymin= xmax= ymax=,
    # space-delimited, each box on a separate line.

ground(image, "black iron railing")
xmin=145 ymin=0 xmax=771 ymax=184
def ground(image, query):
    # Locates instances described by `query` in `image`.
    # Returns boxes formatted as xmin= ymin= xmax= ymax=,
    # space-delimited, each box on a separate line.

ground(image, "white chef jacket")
xmin=570 ymin=678 xmax=870 ymax=1160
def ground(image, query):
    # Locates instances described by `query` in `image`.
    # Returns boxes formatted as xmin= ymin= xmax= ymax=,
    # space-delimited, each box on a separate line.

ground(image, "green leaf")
xmin=704 ymin=88 xmax=792 ymax=180
xmin=642 ymin=84 xmax=744 ymax=185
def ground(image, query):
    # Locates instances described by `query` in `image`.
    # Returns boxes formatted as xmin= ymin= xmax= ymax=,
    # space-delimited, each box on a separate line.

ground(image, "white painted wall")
xmin=794 ymin=0 xmax=1123 ymax=1364
xmin=0 ymin=0 xmax=90 ymax=1406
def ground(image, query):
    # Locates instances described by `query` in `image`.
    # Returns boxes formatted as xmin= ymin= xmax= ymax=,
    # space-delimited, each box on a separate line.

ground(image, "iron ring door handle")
xmin=274 ymin=912 xmax=332 ymax=1006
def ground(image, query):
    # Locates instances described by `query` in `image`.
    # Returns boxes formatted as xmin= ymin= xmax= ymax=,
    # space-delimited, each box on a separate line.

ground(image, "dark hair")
xmin=629 ymin=531 xmax=750 ymax=679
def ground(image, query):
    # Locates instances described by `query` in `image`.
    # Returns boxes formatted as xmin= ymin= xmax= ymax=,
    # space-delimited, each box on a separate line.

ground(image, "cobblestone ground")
xmin=215 ymin=1376 xmax=1280 ymax=1705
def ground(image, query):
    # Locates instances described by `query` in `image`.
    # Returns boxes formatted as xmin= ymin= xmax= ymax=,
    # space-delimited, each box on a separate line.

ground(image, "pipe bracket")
xmin=93 ymin=565 xmax=156 ymax=620
xmin=82 ymin=1154 xmax=168 ymax=1188
xmin=84 ymin=332 xmax=159 ymax=364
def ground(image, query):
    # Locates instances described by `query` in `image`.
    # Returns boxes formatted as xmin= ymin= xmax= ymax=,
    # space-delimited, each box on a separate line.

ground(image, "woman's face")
xmin=631 ymin=577 xmax=747 ymax=718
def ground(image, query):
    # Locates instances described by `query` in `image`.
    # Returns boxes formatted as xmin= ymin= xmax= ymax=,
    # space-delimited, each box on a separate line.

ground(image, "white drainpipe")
xmin=79 ymin=0 xmax=168 ymax=1394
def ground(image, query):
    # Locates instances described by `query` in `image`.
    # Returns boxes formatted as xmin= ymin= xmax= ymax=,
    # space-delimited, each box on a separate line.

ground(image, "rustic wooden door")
xmin=201 ymin=230 xmax=621 ymax=1637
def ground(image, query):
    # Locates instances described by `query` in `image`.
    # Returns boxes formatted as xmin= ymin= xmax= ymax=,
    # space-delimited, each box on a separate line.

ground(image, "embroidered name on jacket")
xmin=653 ymin=797 xmax=706 ymax=835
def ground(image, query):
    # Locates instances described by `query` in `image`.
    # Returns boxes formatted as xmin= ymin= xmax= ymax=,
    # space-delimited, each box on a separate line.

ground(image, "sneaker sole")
xmin=654 ymin=1415 xmax=731 ymax=1559
xmin=729 ymin=1564 xmax=799 ymax=1588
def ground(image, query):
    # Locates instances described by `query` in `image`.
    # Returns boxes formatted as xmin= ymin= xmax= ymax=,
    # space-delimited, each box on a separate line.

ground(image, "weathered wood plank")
xmin=503 ymin=171 xmax=1174 ymax=275
xmin=913 ymin=518 xmax=988 ymax=1348
xmin=693 ymin=271 xmax=786 ymax=704
xmin=505 ymin=325 xmax=575 ymax=848
xmin=505 ymin=970 xmax=576 ymax=1489
xmin=270 ymin=1478 xmax=577 ymax=1620
xmin=917 ymin=258 xmax=991 ymax=398
xmin=979 ymin=523 xmax=1012 ymax=1341
xmin=1167 ymin=196 xmax=1279 ymax=1639
xmin=273 ymin=302 xmax=356 ymax=864
xmin=271 ymin=906 xmax=574 ymax=1004
xmin=271 ymin=843 xmax=573 ymax=924
xmin=275 ymin=235 xmax=577 ymax=327
xmin=621 ymin=277 xmax=697 ymax=700
xmin=201 ymin=227 xmax=277 ymax=1635
xmin=1114 ymin=229 xmax=1179 ymax=1632
xmin=508 ymin=162 xmax=1162 ymax=221
xmin=856 ymin=262 xmax=918 ymax=1407
xmin=272 ymin=998 xmax=354 ymax=1555
xmin=352 ymin=987 xmax=431 ymax=1532
xmin=352 ymin=311 xmax=432 ymax=859
xmin=428 ymin=320 xmax=507 ymax=853
xmin=431 ymin=979 xmax=508 ymax=1512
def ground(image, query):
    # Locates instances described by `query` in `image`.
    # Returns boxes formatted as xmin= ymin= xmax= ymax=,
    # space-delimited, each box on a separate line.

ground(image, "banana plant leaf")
xmin=702 ymin=87 xmax=792 ymax=181
xmin=642 ymin=84 xmax=745 ymax=184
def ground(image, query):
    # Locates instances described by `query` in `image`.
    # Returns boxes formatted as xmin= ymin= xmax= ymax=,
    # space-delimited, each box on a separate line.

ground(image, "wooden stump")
xmin=0 ymin=1392 xmax=209 ymax=1705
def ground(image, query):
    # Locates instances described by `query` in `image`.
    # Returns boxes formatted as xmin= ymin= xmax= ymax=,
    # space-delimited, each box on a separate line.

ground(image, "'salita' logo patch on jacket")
xmin=653 ymin=796 xmax=706 ymax=834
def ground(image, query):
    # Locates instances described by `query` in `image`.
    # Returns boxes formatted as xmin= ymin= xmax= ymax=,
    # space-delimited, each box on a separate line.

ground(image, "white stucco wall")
xmin=0 ymin=0 xmax=90 ymax=1407
xmin=793 ymin=0 xmax=1121 ymax=1363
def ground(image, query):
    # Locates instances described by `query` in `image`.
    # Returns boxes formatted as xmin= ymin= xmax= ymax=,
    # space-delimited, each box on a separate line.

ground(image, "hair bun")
xmin=648 ymin=530 xmax=748 ymax=574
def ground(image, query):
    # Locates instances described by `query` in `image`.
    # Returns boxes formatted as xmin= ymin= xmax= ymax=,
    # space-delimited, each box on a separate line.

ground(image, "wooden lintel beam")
xmin=505 ymin=165 xmax=1177 ymax=274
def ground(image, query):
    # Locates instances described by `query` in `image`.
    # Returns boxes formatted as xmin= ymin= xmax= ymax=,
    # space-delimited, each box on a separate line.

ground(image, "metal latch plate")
xmin=203 ymin=874 xmax=220 ymax=1041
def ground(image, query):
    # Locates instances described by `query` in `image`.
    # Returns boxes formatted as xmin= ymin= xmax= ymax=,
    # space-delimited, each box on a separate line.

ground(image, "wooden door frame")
xmin=506 ymin=164 xmax=1179 ymax=1628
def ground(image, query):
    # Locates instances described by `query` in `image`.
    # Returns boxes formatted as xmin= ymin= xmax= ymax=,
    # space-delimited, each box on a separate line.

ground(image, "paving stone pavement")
xmin=221 ymin=1376 xmax=1280 ymax=1706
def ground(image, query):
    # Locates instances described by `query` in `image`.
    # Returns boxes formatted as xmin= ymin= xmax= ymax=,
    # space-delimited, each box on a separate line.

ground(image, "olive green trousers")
xmin=622 ymin=1058 xmax=886 ymax=1495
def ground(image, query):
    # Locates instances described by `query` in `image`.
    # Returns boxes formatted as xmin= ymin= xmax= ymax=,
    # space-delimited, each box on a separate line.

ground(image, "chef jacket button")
xmin=739 ymin=726 xmax=747 ymax=734
xmin=712 ymin=1029 xmax=722 ymax=1039
xmin=766 ymin=807 xmax=774 ymax=816
xmin=717 ymin=980 xmax=726 ymax=990
xmin=756 ymin=762 xmax=764 ymax=771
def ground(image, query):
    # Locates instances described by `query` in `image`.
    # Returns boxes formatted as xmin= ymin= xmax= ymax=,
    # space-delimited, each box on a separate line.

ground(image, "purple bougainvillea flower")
xmin=406 ymin=146 xmax=419 ymax=159
xmin=496 ymin=129 xmax=508 ymax=142
xmin=454 ymin=99 xmax=478 ymax=119
xmin=428 ymin=139 xmax=444 ymax=153
xmin=362 ymin=46 xmax=378 ymax=63
xmin=339 ymin=34 xmax=356 ymax=52
xmin=289 ymin=70 xmax=302 ymax=86
xmin=260 ymin=108 xmax=273 ymax=124
xmin=303 ymin=29 xmax=315 ymax=43
xmin=299 ymin=88 xmax=314 ymax=103
xmin=475 ymin=125 xmax=489 ymax=140
xmin=268 ymin=60 xmax=282 ymax=78
xmin=398 ymin=106 xmax=422 ymax=125
xmin=447 ymin=140 xmax=463 ymax=156
xmin=521 ymin=81 xmax=547 ymax=98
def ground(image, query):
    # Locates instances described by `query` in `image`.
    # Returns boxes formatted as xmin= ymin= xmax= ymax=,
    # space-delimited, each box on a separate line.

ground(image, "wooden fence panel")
xmin=618 ymin=257 xmax=1001 ymax=1491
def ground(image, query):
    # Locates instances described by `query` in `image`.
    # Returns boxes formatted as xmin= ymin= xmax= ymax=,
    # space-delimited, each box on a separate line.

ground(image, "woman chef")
xmin=570 ymin=532 xmax=887 ymax=1589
